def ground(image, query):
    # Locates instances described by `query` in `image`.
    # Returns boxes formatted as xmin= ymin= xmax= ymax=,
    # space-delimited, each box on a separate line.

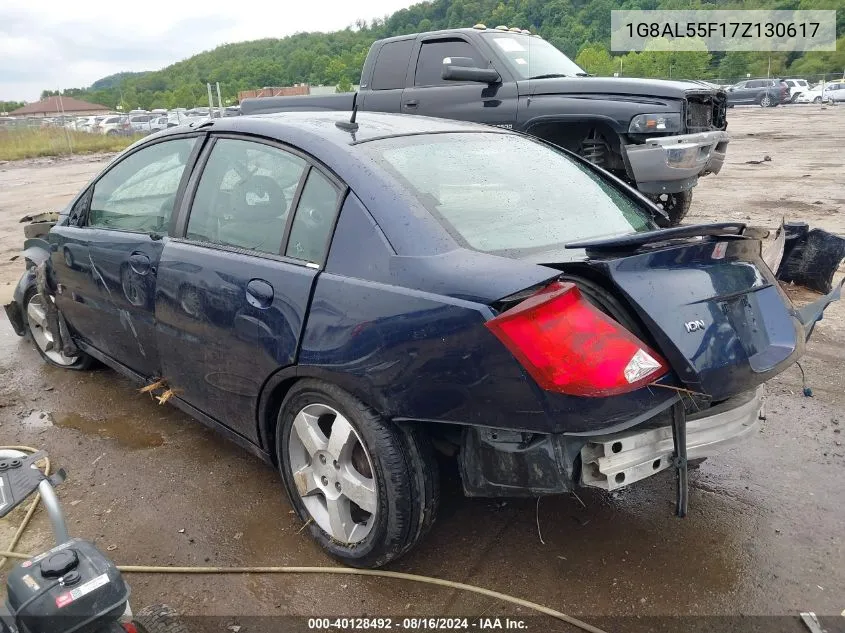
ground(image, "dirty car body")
xmin=4 ymin=112 xmax=839 ymax=567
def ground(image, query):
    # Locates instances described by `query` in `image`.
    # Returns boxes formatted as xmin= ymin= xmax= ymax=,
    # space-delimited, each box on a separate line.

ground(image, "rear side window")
xmin=89 ymin=137 xmax=196 ymax=233
xmin=186 ymin=139 xmax=306 ymax=255
xmin=285 ymin=169 xmax=341 ymax=265
xmin=370 ymin=40 xmax=414 ymax=90
xmin=414 ymin=39 xmax=484 ymax=87
xmin=361 ymin=133 xmax=651 ymax=257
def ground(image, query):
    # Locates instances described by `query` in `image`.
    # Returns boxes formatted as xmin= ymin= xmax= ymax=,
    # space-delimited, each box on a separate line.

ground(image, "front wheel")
xmin=277 ymin=380 xmax=439 ymax=568
xmin=24 ymin=290 xmax=93 ymax=369
xmin=649 ymin=190 xmax=693 ymax=227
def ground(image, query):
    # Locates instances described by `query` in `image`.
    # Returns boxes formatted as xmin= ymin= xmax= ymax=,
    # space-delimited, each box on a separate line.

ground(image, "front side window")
xmin=415 ymin=39 xmax=485 ymax=87
xmin=186 ymin=138 xmax=306 ymax=255
xmin=89 ymin=137 xmax=196 ymax=233
xmin=285 ymin=169 xmax=340 ymax=265
xmin=360 ymin=133 xmax=652 ymax=258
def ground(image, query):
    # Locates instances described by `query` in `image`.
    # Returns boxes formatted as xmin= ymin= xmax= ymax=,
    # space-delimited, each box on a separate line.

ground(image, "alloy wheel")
xmin=26 ymin=294 xmax=79 ymax=366
xmin=287 ymin=403 xmax=377 ymax=543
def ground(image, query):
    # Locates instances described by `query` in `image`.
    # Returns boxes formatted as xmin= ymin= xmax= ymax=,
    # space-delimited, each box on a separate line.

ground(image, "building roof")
xmin=9 ymin=96 xmax=110 ymax=116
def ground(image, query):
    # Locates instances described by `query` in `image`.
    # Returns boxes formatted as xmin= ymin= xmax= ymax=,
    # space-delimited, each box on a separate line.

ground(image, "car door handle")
xmin=404 ymin=100 xmax=418 ymax=108
xmin=246 ymin=279 xmax=274 ymax=309
xmin=129 ymin=252 xmax=152 ymax=275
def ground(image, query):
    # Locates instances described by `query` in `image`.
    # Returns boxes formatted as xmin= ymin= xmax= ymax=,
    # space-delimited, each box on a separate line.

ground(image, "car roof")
xmin=186 ymin=110 xmax=512 ymax=146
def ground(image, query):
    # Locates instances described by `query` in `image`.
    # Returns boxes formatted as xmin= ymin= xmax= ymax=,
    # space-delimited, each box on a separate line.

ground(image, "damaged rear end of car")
xmin=356 ymin=128 xmax=841 ymax=513
xmin=462 ymin=222 xmax=841 ymax=512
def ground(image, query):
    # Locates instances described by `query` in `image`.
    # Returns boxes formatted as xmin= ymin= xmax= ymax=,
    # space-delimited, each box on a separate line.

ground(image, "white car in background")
xmin=128 ymin=114 xmax=155 ymax=132
xmin=783 ymin=78 xmax=810 ymax=102
xmin=148 ymin=116 xmax=169 ymax=132
xmin=95 ymin=115 xmax=131 ymax=135
xmin=796 ymin=83 xmax=834 ymax=104
xmin=823 ymin=81 xmax=845 ymax=102
xmin=76 ymin=116 xmax=105 ymax=133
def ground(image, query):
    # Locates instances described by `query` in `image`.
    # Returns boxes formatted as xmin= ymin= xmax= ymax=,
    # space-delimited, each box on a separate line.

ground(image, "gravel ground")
xmin=0 ymin=106 xmax=843 ymax=633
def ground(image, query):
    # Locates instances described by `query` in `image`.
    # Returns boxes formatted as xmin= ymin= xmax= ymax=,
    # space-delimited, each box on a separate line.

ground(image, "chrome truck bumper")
xmin=624 ymin=130 xmax=730 ymax=195
xmin=581 ymin=388 xmax=763 ymax=491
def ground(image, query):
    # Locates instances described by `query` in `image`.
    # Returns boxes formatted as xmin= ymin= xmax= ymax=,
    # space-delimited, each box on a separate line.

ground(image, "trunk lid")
xmin=564 ymin=236 xmax=804 ymax=400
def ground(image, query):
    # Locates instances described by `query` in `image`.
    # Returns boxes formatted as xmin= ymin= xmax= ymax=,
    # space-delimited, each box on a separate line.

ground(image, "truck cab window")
xmin=414 ymin=39 xmax=484 ymax=87
xmin=371 ymin=40 xmax=415 ymax=90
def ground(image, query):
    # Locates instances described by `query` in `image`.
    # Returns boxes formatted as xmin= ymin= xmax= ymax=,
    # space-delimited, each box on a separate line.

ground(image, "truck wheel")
xmin=759 ymin=95 xmax=772 ymax=107
xmin=24 ymin=289 xmax=93 ymax=370
xmin=132 ymin=604 xmax=189 ymax=633
xmin=277 ymin=379 xmax=438 ymax=568
xmin=649 ymin=190 xmax=693 ymax=227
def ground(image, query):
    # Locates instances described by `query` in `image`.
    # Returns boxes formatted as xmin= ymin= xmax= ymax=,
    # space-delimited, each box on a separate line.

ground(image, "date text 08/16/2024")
xmin=307 ymin=617 xmax=528 ymax=630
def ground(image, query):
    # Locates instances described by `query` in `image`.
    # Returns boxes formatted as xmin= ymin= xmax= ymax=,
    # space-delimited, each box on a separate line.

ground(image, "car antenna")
xmin=335 ymin=92 xmax=359 ymax=132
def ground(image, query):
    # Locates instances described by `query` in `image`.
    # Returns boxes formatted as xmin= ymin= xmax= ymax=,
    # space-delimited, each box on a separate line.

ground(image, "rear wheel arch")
xmin=257 ymin=366 xmax=395 ymax=463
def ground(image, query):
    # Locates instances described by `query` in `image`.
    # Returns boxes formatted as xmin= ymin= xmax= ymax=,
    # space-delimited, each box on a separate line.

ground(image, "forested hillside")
xmin=41 ymin=0 xmax=845 ymax=110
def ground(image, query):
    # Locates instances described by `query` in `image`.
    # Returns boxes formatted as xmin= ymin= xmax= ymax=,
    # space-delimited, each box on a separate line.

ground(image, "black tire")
xmin=133 ymin=604 xmax=189 ymax=633
xmin=813 ymin=96 xmax=822 ymax=104
xmin=759 ymin=94 xmax=772 ymax=107
xmin=23 ymin=288 xmax=94 ymax=370
xmin=649 ymin=190 xmax=693 ymax=227
xmin=277 ymin=379 xmax=439 ymax=568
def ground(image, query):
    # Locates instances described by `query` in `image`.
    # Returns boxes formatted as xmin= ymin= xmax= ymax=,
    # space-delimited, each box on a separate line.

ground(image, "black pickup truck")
xmin=241 ymin=25 xmax=730 ymax=225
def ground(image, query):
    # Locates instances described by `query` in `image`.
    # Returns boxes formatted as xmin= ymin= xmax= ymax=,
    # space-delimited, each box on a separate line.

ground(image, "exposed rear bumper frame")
xmin=581 ymin=388 xmax=764 ymax=491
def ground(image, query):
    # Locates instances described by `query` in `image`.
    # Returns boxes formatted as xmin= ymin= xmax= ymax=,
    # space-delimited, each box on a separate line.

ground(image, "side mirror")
xmin=441 ymin=58 xmax=500 ymax=84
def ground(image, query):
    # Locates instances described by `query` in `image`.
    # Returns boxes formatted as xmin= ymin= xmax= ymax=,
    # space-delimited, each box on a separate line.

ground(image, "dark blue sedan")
xmin=4 ymin=112 xmax=838 ymax=567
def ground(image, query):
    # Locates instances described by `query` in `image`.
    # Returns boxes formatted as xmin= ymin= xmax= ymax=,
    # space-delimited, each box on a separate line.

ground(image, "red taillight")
xmin=485 ymin=282 xmax=668 ymax=397
xmin=122 ymin=624 xmax=139 ymax=633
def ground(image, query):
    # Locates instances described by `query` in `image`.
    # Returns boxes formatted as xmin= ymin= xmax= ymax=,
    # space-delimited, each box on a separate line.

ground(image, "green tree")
xmin=576 ymin=43 xmax=616 ymax=75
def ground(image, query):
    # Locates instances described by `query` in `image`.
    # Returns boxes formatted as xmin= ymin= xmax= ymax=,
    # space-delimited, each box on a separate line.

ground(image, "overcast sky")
xmin=1 ymin=0 xmax=417 ymax=102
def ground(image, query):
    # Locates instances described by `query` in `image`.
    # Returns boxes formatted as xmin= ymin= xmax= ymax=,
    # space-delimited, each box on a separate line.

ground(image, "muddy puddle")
xmin=20 ymin=409 xmax=164 ymax=449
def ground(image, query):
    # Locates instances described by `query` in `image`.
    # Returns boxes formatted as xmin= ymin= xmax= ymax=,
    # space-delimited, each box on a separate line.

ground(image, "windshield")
xmin=360 ymin=133 xmax=653 ymax=258
xmin=481 ymin=33 xmax=586 ymax=79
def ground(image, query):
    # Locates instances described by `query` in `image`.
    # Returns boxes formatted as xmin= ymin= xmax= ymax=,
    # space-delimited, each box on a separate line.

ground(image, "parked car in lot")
xmin=822 ymin=81 xmax=845 ymax=102
xmin=75 ymin=116 xmax=103 ymax=133
xmin=783 ymin=78 xmax=810 ymax=102
xmin=95 ymin=115 xmax=132 ymax=136
xmin=147 ymin=116 xmax=169 ymax=132
xmin=726 ymin=78 xmax=788 ymax=107
xmin=4 ymin=112 xmax=840 ymax=568
xmin=128 ymin=114 xmax=155 ymax=132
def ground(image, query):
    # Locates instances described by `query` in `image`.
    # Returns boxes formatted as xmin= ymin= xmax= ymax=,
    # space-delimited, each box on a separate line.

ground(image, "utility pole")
xmin=216 ymin=82 xmax=223 ymax=117
xmin=206 ymin=83 xmax=214 ymax=119
xmin=57 ymin=90 xmax=73 ymax=154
